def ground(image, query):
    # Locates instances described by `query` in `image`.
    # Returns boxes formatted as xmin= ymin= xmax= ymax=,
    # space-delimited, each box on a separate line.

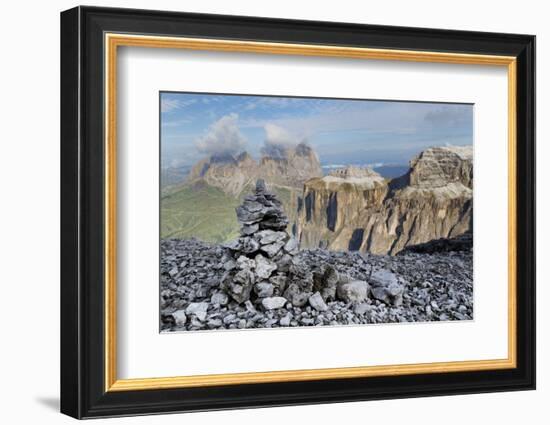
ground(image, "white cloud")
xmin=241 ymin=101 xmax=446 ymax=138
xmin=162 ymin=118 xmax=192 ymax=128
xmin=161 ymin=98 xmax=197 ymax=113
xmin=264 ymin=123 xmax=300 ymax=148
xmin=195 ymin=113 xmax=247 ymax=155
xmin=262 ymin=123 xmax=306 ymax=157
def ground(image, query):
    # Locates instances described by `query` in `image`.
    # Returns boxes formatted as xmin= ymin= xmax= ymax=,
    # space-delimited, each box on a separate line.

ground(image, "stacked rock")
xmin=221 ymin=179 xmax=300 ymax=307
xmin=219 ymin=179 xmax=403 ymax=314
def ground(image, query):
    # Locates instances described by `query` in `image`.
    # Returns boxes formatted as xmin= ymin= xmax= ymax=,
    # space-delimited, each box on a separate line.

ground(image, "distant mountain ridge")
xmin=187 ymin=142 xmax=322 ymax=196
xmin=162 ymin=144 xmax=473 ymax=255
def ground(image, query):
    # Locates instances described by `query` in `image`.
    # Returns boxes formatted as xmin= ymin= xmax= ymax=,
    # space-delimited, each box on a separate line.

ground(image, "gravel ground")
xmin=160 ymin=238 xmax=473 ymax=332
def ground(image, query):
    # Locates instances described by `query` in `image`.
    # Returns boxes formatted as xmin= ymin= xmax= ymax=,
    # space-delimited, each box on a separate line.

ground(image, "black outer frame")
xmin=60 ymin=5 xmax=536 ymax=419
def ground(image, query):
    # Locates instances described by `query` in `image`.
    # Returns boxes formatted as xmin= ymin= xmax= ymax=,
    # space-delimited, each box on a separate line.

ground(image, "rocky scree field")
xmin=160 ymin=180 xmax=473 ymax=332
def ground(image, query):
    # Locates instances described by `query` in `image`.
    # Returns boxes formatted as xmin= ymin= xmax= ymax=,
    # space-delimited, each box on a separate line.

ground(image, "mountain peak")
xmin=409 ymin=145 xmax=473 ymax=189
xmin=209 ymin=152 xmax=238 ymax=164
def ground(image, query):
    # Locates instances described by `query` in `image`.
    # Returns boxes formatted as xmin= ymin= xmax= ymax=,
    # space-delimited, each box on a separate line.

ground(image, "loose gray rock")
xmin=313 ymin=265 xmax=339 ymax=301
xmin=262 ymin=296 xmax=287 ymax=310
xmin=269 ymin=274 xmax=287 ymax=295
xmin=261 ymin=241 xmax=285 ymax=258
xmin=171 ymin=310 xmax=187 ymax=326
xmin=257 ymin=230 xmax=287 ymax=245
xmin=160 ymin=179 xmax=473 ymax=332
xmin=337 ymin=280 xmax=370 ymax=303
xmin=370 ymin=269 xmax=399 ymax=288
xmin=223 ymin=259 xmax=237 ymax=271
xmin=254 ymin=281 xmax=274 ymax=298
xmin=185 ymin=302 xmax=209 ymax=321
xmin=255 ymin=254 xmax=277 ymax=279
xmin=207 ymin=318 xmax=222 ymax=328
xmin=279 ymin=313 xmax=292 ymax=327
xmin=241 ymin=237 xmax=260 ymax=254
xmin=210 ymin=292 xmax=229 ymax=306
xmin=283 ymin=283 xmax=310 ymax=307
xmin=309 ymin=292 xmax=328 ymax=311
xmin=354 ymin=303 xmax=371 ymax=315
xmin=236 ymin=255 xmax=255 ymax=270
xmin=241 ymin=223 xmax=259 ymax=235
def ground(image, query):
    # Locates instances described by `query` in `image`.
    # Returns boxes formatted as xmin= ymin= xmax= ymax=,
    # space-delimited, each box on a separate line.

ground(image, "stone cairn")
xmin=220 ymin=179 xmax=404 ymax=312
xmin=220 ymin=179 xmax=320 ymax=310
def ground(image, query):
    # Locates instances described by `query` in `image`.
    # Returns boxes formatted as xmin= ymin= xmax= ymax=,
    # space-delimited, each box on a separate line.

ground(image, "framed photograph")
xmin=60 ymin=6 xmax=535 ymax=419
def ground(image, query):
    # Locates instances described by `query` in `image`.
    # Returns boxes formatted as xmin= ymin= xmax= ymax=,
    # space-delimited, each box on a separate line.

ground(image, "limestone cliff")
xmin=296 ymin=146 xmax=473 ymax=255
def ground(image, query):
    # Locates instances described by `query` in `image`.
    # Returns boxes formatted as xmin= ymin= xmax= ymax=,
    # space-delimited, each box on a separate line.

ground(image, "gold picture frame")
xmin=104 ymin=33 xmax=517 ymax=392
xmin=61 ymin=6 xmax=535 ymax=419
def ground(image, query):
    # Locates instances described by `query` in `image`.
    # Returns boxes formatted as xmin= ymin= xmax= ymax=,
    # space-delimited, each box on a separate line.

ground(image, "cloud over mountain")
xmin=261 ymin=123 xmax=306 ymax=158
xmin=195 ymin=113 xmax=247 ymax=155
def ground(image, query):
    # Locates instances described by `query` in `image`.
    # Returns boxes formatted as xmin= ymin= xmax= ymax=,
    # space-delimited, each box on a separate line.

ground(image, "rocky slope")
xmin=296 ymin=146 xmax=473 ymax=255
xmin=160 ymin=180 xmax=472 ymax=332
xmin=160 ymin=239 xmax=472 ymax=331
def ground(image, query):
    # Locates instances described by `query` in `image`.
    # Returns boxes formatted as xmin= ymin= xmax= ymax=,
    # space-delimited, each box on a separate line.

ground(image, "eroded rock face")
xmin=297 ymin=146 xmax=473 ymax=255
xmin=409 ymin=146 xmax=473 ymax=189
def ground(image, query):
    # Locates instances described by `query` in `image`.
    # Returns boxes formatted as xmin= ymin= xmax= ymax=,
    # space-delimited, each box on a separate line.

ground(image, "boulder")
xmin=256 ymin=230 xmax=287 ymax=245
xmin=279 ymin=313 xmax=292 ymax=327
xmin=210 ymin=292 xmax=229 ymax=306
xmin=171 ymin=310 xmax=187 ymax=326
xmin=261 ymin=240 xmax=285 ymax=258
xmin=241 ymin=237 xmax=260 ymax=254
xmin=313 ymin=265 xmax=339 ymax=301
xmin=185 ymin=302 xmax=209 ymax=321
xmin=240 ymin=223 xmax=259 ymax=235
xmin=254 ymin=281 xmax=274 ymax=298
xmin=371 ymin=283 xmax=404 ymax=306
xmin=309 ymin=292 xmax=328 ymax=311
xmin=370 ymin=269 xmax=399 ymax=287
xmin=222 ymin=268 xmax=254 ymax=304
xmin=255 ymin=254 xmax=277 ymax=279
xmin=236 ymin=255 xmax=255 ymax=270
xmin=337 ymin=280 xmax=370 ymax=303
xmin=369 ymin=269 xmax=404 ymax=306
xmin=261 ymin=296 xmax=287 ymax=310
xmin=283 ymin=283 xmax=310 ymax=307
xmin=269 ymin=273 xmax=287 ymax=295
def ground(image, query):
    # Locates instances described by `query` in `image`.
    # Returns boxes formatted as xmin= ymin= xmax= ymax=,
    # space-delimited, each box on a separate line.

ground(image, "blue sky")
xmin=160 ymin=92 xmax=473 ymax=169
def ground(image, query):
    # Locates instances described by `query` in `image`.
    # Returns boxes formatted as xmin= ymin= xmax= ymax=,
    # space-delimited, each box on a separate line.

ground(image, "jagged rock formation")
xmin=187 ymin=143 xmax=322 ymax=196
xmin=259 ymin=143 xmax=322 ymax=188
xmin=297 ymin=146 xmax=473 ymax=255
xmin=188 ymin=151 xmax=260 ymax=196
